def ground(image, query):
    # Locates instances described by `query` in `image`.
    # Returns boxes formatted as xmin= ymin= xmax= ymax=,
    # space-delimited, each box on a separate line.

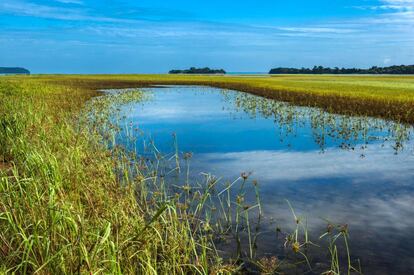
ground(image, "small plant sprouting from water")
xmin=102 ymin=87 xmax=364 ymax=273
xmin=221 ymin=89 xmax=413 ymax=153
xmin=319 ymin=222 xmax=363 ymax=275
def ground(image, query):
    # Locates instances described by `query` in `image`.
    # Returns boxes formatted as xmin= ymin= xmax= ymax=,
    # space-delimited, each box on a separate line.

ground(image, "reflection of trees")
xmin=221 ymin=90 xmax=412 ymax=153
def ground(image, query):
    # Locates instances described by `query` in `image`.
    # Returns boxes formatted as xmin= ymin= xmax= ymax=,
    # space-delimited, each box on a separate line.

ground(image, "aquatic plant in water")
xmin=221 ymin=89 xmax=412 ymax=153
xmin=101 ymin=89 xmax=364 ymax=273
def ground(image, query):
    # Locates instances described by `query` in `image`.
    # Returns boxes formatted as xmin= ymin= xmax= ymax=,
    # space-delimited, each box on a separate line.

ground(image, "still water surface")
xmin=113 ymin=86 xmax=414 ymax=274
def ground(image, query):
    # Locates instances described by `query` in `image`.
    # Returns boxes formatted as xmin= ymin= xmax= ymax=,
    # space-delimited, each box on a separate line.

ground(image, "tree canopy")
xmin=269 ymin=65 xmax=414 ymax=74
xmin=0 ymin=67 xmax=30 ymax=75
xmin=169 ymin=67 xmax=226 ymax=74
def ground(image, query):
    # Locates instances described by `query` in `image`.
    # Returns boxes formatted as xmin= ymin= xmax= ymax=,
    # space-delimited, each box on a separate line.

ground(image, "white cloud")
xmin=353 ymin=0 xmax=414 ymax=24
xmin=277 ymin=27 xmax=358 ymax=34
xmin=55 ymin=0 xmax=83 ymax=4
xmin=384 ymin=57 xmax=392 ymax=64
xmin=1 ymin=0 xmax=414 ymax=71
xmin=381 ymin=0 xmax=414 ymax=10
xmin=0 ymin=1 xmax=142 ymax=23
xmin=355 ymin=0 xmax=414 ymax=11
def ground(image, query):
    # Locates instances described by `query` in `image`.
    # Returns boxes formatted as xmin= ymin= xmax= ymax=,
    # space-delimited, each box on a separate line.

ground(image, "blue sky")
xmin=1 ymin=0 xmax=414 ymax=73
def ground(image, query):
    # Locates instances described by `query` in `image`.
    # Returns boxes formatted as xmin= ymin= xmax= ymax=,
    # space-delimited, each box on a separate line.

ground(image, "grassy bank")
xmin=0 ymin=75 xmax=378 ymax=274
xmin=0 ymin=78 xmax=241 ymax=274
xmin=34 ymin=74 xmax=414 ymax=123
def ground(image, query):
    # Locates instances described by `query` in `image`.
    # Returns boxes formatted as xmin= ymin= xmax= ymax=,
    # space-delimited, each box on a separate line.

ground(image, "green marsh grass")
xmin=0 ymin=79 xmax=233 ymax=274
xmin=0 ymin=76 xmax=369 ymax=274
xmin=32 ymin=73 xmax=414 ymax=123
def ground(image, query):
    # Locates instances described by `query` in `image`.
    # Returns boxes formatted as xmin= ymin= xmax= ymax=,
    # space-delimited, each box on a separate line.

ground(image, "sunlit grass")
xmin=11 ymin=73 xmax=414 ymax=122
xmin=0 ymin=74 xmax=394 ymax=273
xmin=0 ymin=79 xmax=232 ymax=274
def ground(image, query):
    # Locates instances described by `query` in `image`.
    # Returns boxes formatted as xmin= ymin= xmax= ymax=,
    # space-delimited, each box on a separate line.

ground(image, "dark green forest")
xmin=269 ymin=65 xmax=414 ymax=74
xmin=169 ymin=67 xmax=226 ymax=74
xmin=0 ymin=67 xmax=30 ymax=75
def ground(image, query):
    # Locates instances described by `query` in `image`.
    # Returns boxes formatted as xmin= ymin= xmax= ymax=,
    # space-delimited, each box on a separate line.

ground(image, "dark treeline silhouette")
xmin=269 ymin=65 xmax=414 ymax=75
xmin=169 ymin=67 xmax=226 ymax=74
xmin=0 ymin=67 xmax=30 ymax=75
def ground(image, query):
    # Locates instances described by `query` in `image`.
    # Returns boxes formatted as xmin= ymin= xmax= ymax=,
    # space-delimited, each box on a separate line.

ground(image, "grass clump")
xmin=0 ymin=78 xmax=234 ymax=274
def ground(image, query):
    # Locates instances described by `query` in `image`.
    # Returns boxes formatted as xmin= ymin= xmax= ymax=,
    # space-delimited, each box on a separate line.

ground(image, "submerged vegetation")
xmin=0 ymin=76 xmax=371 ymax=273
xmin=221 ymin=90 xmax=412 ymax=153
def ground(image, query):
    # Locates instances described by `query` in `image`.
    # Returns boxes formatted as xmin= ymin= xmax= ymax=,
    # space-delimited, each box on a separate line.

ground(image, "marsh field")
xmin=1 ymin=74 xmax=414 ymax=274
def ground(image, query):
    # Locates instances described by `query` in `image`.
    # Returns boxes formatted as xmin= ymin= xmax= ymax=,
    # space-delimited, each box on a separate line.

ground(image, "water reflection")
xmin=221 ymin=90 xmax=412 ymax=153
xmin=113 ymin=86 xmax=414 ymax=274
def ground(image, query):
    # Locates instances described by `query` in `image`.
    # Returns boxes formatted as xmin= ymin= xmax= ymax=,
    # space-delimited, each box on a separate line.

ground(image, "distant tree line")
xmin=269 ymin=65 xmax=414 ymax=74
xmin=0 ymin=67 xmax=30 ymax=75
xmin=169 ymin=67 xmax=226 ymax=74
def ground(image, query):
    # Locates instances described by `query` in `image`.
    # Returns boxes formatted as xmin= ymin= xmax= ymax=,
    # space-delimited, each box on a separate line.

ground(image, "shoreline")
xmin=32 ymin=74 xmax=414 ymax=124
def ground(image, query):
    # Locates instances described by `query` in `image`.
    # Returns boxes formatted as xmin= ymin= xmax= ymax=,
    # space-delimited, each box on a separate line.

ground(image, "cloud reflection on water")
xmin=114 ymin=86 xmax=414 ymax=273
xmin=189 ymin=145 xmax=414 ymax=273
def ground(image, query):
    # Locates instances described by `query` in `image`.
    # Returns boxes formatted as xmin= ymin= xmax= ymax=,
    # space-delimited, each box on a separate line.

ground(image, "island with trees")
xmin=169 ymin=67 xmax=226 ymax=74
xmin=0 ymin=67 xmax=30 ymax=75
xmin=269 ymin=65 xmax=414 ymax=74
